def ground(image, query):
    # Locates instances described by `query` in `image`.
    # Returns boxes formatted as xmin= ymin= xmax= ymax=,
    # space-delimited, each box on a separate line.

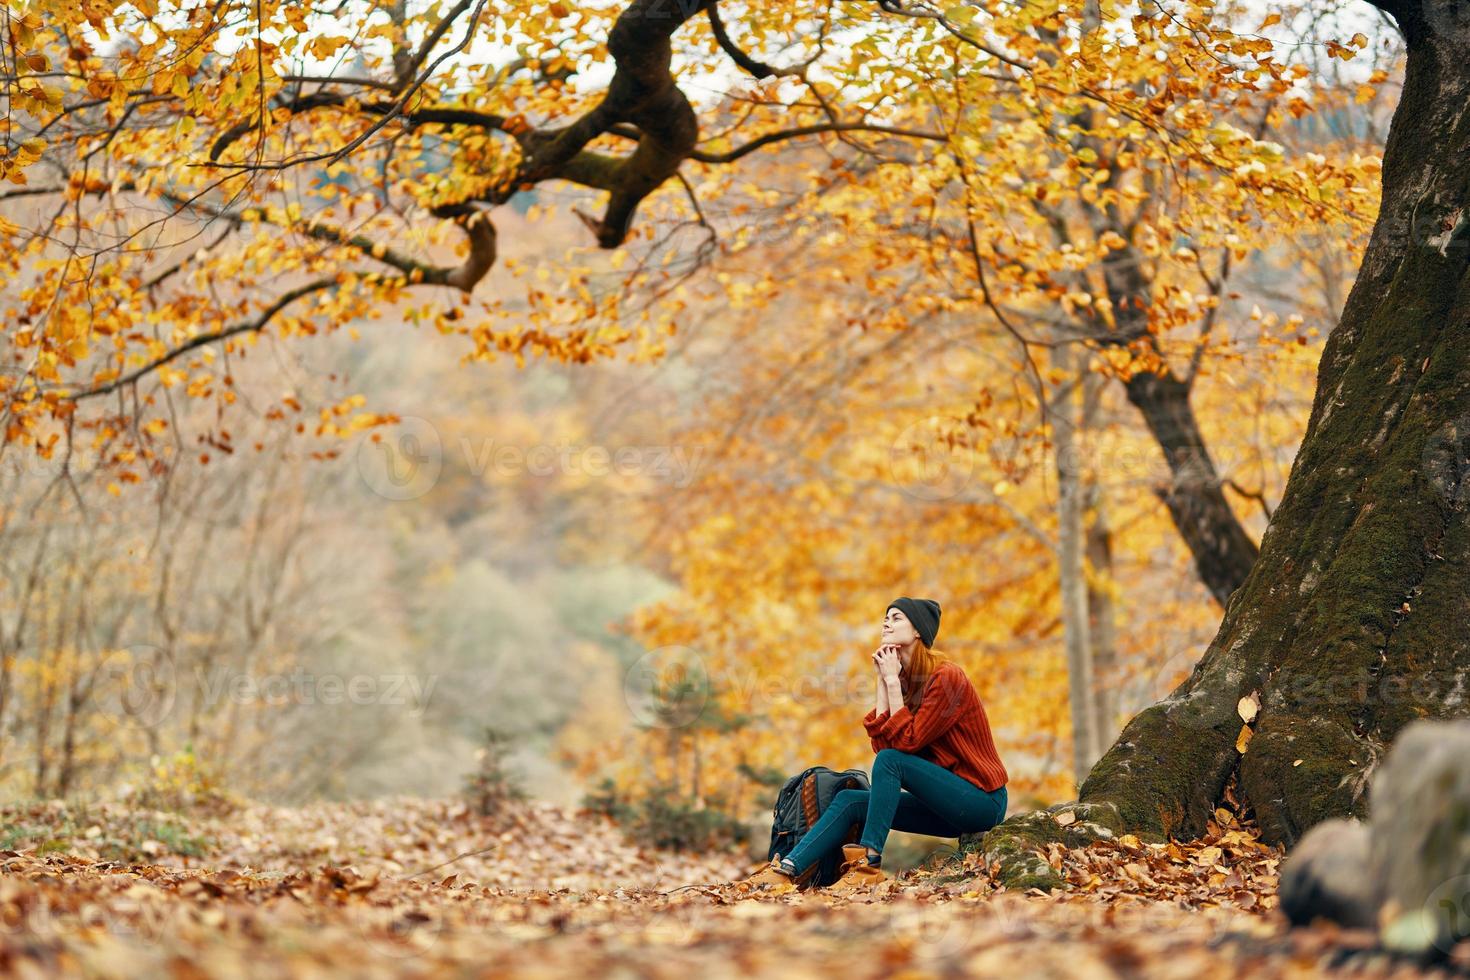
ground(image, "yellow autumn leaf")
xmin=1236 ymin=692 xmax=1259 ymax=723
xmin=309 ymin=35 xmax=351 ymax=59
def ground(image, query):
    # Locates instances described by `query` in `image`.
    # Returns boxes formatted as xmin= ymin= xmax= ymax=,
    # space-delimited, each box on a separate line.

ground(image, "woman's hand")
xmin=870 ymin=643 xmax=894 ymax=672
xmin=873 ymin=644 xmax=902 ymax=681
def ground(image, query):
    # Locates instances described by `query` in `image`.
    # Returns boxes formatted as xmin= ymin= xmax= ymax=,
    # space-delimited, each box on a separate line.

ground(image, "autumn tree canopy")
xmin=2 ymin=0 xmax=962 ymax=474
xmin=4 ymin=0 xmax=1377 ymax=472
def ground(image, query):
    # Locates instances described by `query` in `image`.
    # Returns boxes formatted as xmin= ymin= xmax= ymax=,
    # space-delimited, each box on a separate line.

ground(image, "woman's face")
xmin=882 ymin=607 xmax=919 ymax=659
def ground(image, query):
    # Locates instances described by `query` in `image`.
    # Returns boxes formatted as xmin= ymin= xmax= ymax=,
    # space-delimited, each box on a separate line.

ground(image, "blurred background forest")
xmin=0 ymin=0 xmax=1405 ymax=858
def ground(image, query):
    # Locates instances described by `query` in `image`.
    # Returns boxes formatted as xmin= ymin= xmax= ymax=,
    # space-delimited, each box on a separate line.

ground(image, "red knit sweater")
xmin=862 ymin=660 xmax=1008 ymax=792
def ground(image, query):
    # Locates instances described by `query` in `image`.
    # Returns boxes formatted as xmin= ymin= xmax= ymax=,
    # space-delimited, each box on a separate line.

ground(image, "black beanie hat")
xmin=888 ymin=597 xmax=941 ymax=648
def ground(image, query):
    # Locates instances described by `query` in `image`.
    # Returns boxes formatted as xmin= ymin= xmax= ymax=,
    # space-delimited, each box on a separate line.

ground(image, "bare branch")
xmin=62 ymin=278 xmax=338 ymax=403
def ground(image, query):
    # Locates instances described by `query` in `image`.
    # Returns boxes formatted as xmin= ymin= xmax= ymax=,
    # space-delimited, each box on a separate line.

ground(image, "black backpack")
xmin=766 ymin=765 xmax=871 ymax=889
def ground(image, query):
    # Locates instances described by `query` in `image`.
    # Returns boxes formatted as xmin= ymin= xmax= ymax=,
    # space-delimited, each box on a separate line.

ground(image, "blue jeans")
xmin=783 ymin=749 xmax=1008 ymax=874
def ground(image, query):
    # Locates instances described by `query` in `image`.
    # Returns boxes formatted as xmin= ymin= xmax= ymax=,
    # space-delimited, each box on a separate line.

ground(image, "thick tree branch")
xmin=706 ymin=3 xmax=776 ymax=78
xmin=518 ymin=0 xmax=716 ymax=247
xmin=202 ymin=0 xmax=948 ymax=256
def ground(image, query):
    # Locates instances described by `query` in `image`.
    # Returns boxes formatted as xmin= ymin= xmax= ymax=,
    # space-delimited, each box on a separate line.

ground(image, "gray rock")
xmin=1368 ymin=717 xmax=1470 ymax=957
xmin=1279 ymin=817 xmax=1378 ymax=929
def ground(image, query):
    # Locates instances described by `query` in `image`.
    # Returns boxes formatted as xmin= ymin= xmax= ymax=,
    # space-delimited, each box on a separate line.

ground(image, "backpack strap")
xmin=800 ymin=771 xmax=821 ymax=832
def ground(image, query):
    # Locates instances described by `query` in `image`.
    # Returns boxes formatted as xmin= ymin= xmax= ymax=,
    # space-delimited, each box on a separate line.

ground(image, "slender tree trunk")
xmin=34 ymin=670 xmax=53 ymax=797
xmin=1053 ymin=344 xmax=1101 ymax=781
xmin=58 ymin=686 xmax=79 ymax=798
xmin=981 ymin=0 xmax=1470 ymax=884
xmin=1082 ymin=367 xmax=1120 ymax=746
xmin=691 ymin=731 xmax=703 ymax=808
xmin=1125 ymin=369 xmax=1260 ymax=608
xmin=1050 ymin=0 xmax=1262 ymax=610
xmin=667 ymin=728 xmax=681 ymax=798
xmin=1085 ymin=479 xmax=1120 ymax=746
xmin=0 ymin=652 xmax=9 ymax=771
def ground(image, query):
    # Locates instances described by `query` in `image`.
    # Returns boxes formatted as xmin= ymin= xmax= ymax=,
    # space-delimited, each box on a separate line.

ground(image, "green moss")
xmin=1003 ymin=867 xmax=1067 ymax=892
xmin=980 ymin=830 xmax=1065 ymax=892
xmin=1078 ymin=699 xmax=1235 ymax=839
xmin=974 ymin=803 xmax=1137 ymax=892
xmin=1242 ymin=713 xmax=1371 ymax=844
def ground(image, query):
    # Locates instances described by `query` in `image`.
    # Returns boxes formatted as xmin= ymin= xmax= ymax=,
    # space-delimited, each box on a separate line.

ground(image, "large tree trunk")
xmin=980 ymin=0 xmax=1470 ymax=885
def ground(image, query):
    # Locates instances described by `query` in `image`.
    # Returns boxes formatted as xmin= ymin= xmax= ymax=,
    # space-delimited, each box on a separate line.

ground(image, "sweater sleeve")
xmin=865 ymin=667 xmax=967 ymax=753
xmin=863 ymin=707 xmax=891 ymax=753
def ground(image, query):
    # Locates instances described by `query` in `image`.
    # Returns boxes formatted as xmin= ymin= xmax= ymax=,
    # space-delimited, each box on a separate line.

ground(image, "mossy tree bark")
xmin=981 ymin=0 xmax=1470 ymax=887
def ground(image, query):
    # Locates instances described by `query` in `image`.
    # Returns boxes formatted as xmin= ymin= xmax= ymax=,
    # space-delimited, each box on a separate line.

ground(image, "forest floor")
xmin=0 ymin=795 xmax=1464 ymax=979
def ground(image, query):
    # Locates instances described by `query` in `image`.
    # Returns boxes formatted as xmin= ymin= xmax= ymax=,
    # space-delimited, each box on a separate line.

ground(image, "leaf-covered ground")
xmin=0 ymin=797 xmax=1464 ymax=978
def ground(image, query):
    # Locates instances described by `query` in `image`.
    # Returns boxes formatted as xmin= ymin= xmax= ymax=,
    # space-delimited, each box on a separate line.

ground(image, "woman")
xmin=741 ymin=596 xmax=1009 ymax=895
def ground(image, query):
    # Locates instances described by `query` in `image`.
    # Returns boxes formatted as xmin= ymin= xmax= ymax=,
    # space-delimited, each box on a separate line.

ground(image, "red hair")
xmin=899 ymin=639 xmax=947 ymax=713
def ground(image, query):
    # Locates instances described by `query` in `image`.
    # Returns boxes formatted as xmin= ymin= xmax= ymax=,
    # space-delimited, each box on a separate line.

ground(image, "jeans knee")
xmin=873 ymin=748 xmax=909 ymax=773
xmin=830 ymin=788 xmax=868 ymax=812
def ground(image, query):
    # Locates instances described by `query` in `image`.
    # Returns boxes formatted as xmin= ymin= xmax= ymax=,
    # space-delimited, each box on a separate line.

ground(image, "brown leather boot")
xmin=826 ymin=844 xmax=887 ymax=895
xmin=735 ymin=858 xmax=797 ymax=896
